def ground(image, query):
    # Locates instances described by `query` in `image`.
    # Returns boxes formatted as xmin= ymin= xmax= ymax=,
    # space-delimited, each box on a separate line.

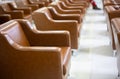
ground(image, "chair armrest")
xmin=14 ymin=7 xmax=32 ymax=14
xmin=0 ymin=14 xmax=11 ymax=24
xmin=29 ymin=2 xmax=45 ymax=7
xmin=26 ymin=5 xmax=39 ymax=11
xmin=5 ymin=10 xmax=24 ymax=19
xmin=28 ymin=31 xmax=71 ymax=47
xmin=0 ymin=14 xmax=11 ymax=20
xmin=106 ymin=6 xmax=120 ymax=19
xmin=61 ymin=9 xmax=81 ymax=14
xmin=109 ymin=10 xmax=120 ymax=19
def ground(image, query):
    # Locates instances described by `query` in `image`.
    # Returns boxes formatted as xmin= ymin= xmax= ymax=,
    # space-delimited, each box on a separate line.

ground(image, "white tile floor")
xmin=68 ymin=0 xmax=118 ymax=79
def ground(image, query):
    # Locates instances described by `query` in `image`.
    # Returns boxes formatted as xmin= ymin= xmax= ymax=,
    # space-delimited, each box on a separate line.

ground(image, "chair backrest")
xmin=32 ymin=7 xmax=53 ymax=30
xmin=0 ymin=20 xmax=30 ymax=46
xmin=7 ymin=2 xmax=18 ymax=9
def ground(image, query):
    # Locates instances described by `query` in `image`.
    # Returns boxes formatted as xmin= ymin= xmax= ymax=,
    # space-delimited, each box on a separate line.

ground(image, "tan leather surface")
xmin=49 ymin=2 xmax=82 ymax=15
xmin=14 ymin=0 xmax=39 ymax=11
xmin=48 ymin=7 xmax=82 ymax=23
xmin=0 ymin=20 xmax=71 ymax=79
xmin=0 ymin=3 xmax=24 ymax=19
xmin=59 ymin=0 xmax=86 ymax=14
xmin=0 ymin=21 xmax=30 ymax=46
xmin=111 ymin=18 xmax=120 ymax=33
xmin=17 ymin=19 xmax=71 ymax=47
xmin=32 ymin=7 xmax=79 ymax=49
xmin=59 ymin=1 xmax=83 ymax=12
xmin=27 ymin=0 xmax=45 ymax=8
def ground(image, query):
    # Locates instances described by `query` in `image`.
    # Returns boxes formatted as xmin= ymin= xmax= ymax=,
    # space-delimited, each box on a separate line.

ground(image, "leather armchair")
xmin=58 ymin=1 xmax=86 ymax=14
xmin=60 ymin=0 xmax=88 ymax=9
xmin=0 ymin=14 xmax=11 ymax=24
xmin=49 ymin=2 xmax=81 ymax=15
xmin=48 ymin=7 xmax=82 ymax=23
xmin=0 ymin=3 xmax=32 ymax=22
xmin=7 ymin=2 xmax=32 ymax=15
xmin=103 ymin=0 xmax=120 ymax=11
xmin=111 ymin=18 xmax=120 ymax=77
xmin=49 ymin=2 xmax=84 ymax=18
xmin=0 ymin=19 xmax=71 ymax=79
xmin=68 ymin=0 xmax=90 ymax=5
xmin=32 ymin=7 xmax=79 ymax=49
xmin=104 ymin=5 xmax=120 ymax=50
xmin=14 ymin=0 xmax=39 ymax=11
xmin=38 ymin=0 xmax=50 ymax=6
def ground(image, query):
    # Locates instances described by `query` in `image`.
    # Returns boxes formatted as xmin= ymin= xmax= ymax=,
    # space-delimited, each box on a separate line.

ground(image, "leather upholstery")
xmin=58 ymin=1 xmax=85 ymax=14
xmin=0 ymin=2 xmax=32 ymax=22
xmin=49 ymin=2 xmax=82 ymax=15
xmin=0 ymin=19 xmax=71 ymax=79
xmin=47 ymin=7 xmax=82 ymax=23
xmin=60 ymin=0 xmax=88 ymax=13
xmin=47 ymin=7 xmax=82 ymax=36
xmin=32 ymin=7 xmax=79 ymax=49
xmin=8 ymin=2 xmax=32 ymax=22
xmin=7 ymin=2 xmax=32 ymax=15
xmin=103 ymin=0 xmax=120 ymax=11
xmin=14 ymin=0 xmax=39 ymax=11
xmin=68 ymin=0 xmax=90 ymax=6
xmin=104 ymin=5 xmax=120 ymax=49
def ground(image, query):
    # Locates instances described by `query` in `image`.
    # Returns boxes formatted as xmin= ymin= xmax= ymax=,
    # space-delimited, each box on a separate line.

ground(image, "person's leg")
xmin=90 ymin=0 xmax=101 ymax=10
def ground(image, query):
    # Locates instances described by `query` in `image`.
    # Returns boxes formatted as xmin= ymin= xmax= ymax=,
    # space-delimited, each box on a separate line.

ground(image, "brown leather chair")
xmin=49 ymin=2 xmax=82 ymax=15
xmin=0 ymin=3 xmax=32 ymax=22
xmin=39 ymin=0 xmax=52 ymax=6
xmin=32 ymin=7 xmax=79 ymax=49
xmin=103 ymin=0 xmax=120 ymax=7
xmin=111 ymin=18 xmax=120 ymax=77
xmin=103 ymin=0 xmax=120 ymax=12
xmin=0 ymin=14 xmax=11 ymax=24
xmin=14 ymin=0 xmax=39 ymax=11
xmin=104 ymin=5 xmax=120 ymax=50
xmin=48 ymin=7 xmax=82 ymax=23
xmin=49 ymin=2 xmax=84 ymax=19
xmin=58 ymin=1 xmax=86 ymax=15
xmin=68 ymin=0 xmax=90 ymax=5
xmin=0 ymin=19 xmax=71 ymax=79
xmin=7 ymin=2 xmax=32 ymax=15
xmin=60 ymin=0 xmax=89 ymax=9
